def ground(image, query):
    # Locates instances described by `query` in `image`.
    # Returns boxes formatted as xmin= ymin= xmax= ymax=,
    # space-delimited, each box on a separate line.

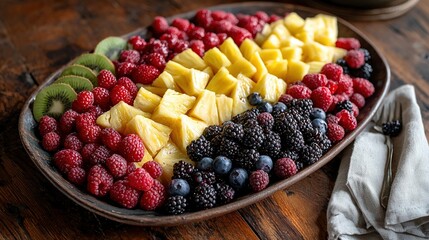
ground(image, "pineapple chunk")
xmin=308 ymin=61 xmax=326 ymax=74
xmin=124 ymin=115 xmax=172 ymax=156
xmin=295 ymin=31 xmax=314 ymax=43
xmin=134 ymin=153 xmax=154 ymax=168
xmin=151 ymin=89 xmax=196 ymax=127
xmin=285 ymin=60 xmax=310 ymax=84
xmin=96 ymin=101 xmax=150 ymax=133
xmin=203 ymin=47 xmax=231 ymax=73
xmin=165 ymin=61 xmax=189 ymax=78
xmin=172 ymin=49 xmax=207 ymax=70
xmin=175 ymin=68 xmax=210 ymax=96
xmin=262 ymin=34 xmax=281 ymax=49
xmin=231 ymin=80 xmax=252 ymax=116
xmin=280 ymin=36 xmax=304 ymax=48
xmin=281 ymin=46 xmax=303 ymax=61
xmin=272 ymin=24 xmax=291 ymax=42
xmin=259 ymin=49 xmax=283 ymax=63
xmin=143 ymin=85 xmax=168 ymax=97
xmin=202 ymin=66 xmax=214 ymax=78
xmin=227 ymin=57 xmax=257 ymax=78
xmin=266 ymin=59 xmax=288 ymax=80
xmin=314 ymin=14 xmax=337 ymax=46
xmin=219 ymin=37 xmax=243 ymax=63
xmin=270 ymin=19 xmax=285 ymax=28
xmin=216 ymin=94 xmax=233 ymax=123
xmin=252 ymin=74 xmax=279 ymax=103
xmin=302 ymin=41 xmax=334 ymax=63
xmin=188 ymin=90 xmax=219 ymax=126
xmin=152 ymin=71 xmax=180 ymax=91
xmin=332 ymin=47 xmax=347 ymax=62
xmin=206 ymin=67 xmax=238 ymax=96
xmin=284 ymin=12 xmax=305 ymax=34
xmin=133 ymin=87 xmax=161 ymax=113
xmin=236 ymin=73 xmax=256 ymax=96
xmin=254 ymin=24 xmax=272 ymax=45
xmin=250 ymin=52 xmax=268 ymax=82
xmin=154 ymin=141 xmax=194 ymax=184
xmin=240 ymin=38 xmax=261 ymax=60
xmin=170 ymin=115 xmax=208 ymax=153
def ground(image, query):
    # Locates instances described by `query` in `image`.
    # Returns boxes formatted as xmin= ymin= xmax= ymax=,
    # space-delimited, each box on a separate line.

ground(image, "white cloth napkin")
xmin=327 ymin=85 xmax=429 ymax=240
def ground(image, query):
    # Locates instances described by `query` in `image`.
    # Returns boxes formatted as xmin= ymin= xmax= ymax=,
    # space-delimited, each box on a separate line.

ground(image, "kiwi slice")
xmin=60 ymin=64 xmax=98 ymax=86
xmin=94 ymin=36 xmax=127 ymax=61
xmin=32 ymin=83 xmax=77 ymax=122
xmin=55 ymin=75 xmax=93 ymax=92
xmin=73 ymin=53 xmax=115 ymax=75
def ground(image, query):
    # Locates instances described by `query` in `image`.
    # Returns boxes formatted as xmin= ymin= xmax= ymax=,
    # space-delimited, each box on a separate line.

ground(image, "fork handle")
xmin=380 ymin=137 xmax=393 ymax=209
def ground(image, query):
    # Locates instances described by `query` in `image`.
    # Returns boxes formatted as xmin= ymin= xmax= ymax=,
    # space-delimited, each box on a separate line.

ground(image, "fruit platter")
xmin=18 ymin=2 xmax=389 ymax=226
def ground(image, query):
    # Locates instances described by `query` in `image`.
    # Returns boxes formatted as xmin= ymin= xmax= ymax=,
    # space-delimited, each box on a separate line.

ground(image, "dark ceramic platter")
xmin=18 ymin=2 xmax=390 ymax=226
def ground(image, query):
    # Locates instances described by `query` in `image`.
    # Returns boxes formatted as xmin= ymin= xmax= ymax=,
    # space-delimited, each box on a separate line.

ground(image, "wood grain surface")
xmin=1 ymin=0 xmax=428 ymax=239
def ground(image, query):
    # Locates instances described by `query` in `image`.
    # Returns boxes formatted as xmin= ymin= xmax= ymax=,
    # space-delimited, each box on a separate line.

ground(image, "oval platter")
xmin=18 ymin=2 xmax=390 ymax=226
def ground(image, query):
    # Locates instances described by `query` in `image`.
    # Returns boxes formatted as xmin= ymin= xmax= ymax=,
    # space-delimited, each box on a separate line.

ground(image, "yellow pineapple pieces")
xmin=124 ymin=115 xmax=172 ymax=156
xmin=142 ymin=85 xmax=168 ymax=97
xmin=170 ymin=115 xmax=208 ymax=153
xmin=151 ymin=89 xmax=196 ymax=127
xmin=281 ymin=46 xmax=303 ymax=61
xmin=240 ymin=38 xmax=261 ymax=60
xmin=202 ymin=66 xmax=214 ymax=78
xmin=177 ymin=68 xmax=210 ymax=96
xmin=252 ymin=74 xmax=279 ymax=103
xmin=236 ymin=73 xmax=256 ymax=96
xmin=284 ymin=12 xmax=305 ymax=34
xmin=295 ymin=31 xmax=314 ymax=43
xmin=262 ymin=34 xmax=281 ymax=49
xmin=266 ymin=59 xmax=288 ymax=80
xmin=172 ymin=49 xmax=207 ymax=70
xmin=216 ymin=94 xmax=233 ymax=123
xmin=308 ymin=61 xmax=326 ymax=74
xmin=219 ymin=37 xmax=243 ymax=63
xmin=134 ymin=152 xmax=154 ymax=168
xmin=332 ymin=47 xmax=347 ymax=62
xmin=231 ymin=80 xmax=252 ymax=116
xmin=285 ymin=60 xmax=310 ymax=84
xmin=188 ymin=90 xmax=219 ymax=126
xmin=203 ymin=47 xmax=231 ymax=73
xmin=314 ymin=14 xmax=337 ymax=46
xmin=272 ymin=24 xmax=291 ymax=42
xmin=152 ymin=71 xmax=180 ymax=91
xmin=227 ymin=57 xmax=256 ymax=78
xmin=206 ymin=67 xmax=238 ymax=96
xmin=164 ymin=60 xmax=189 ymax=78
xmin=281 ymin=36 xmax=304 ymax=48
xmin=154 ymin=141 xmax=193 ymax=184
xmin=259 ymin=49 xmax=283 ymax=63
xmin=133 ymin=87 xmax=161 ymax=113
xmin=250 ymin=52 xmax=268 ymax=82
xmin=302 ymin=41 xmax=334 ymax=63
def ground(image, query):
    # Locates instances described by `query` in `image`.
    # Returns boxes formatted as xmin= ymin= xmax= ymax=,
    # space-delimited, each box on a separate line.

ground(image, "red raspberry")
xmin=59 ymin=109 xmax=79 ymax=134
xmin=202 ymin=32 xmax=220 ymax=51
xmin=87 ymin=105 xmax=103 ymax=118
xmin=145 ymin=39 xmax=169 ymax=58
xmin=228 ymin=26 xmax=252 ymax=45
xmin=126 ymin=168 xmax=154 ymax=191
xmin=326 ymin=114 xmax=339 ymax=124
xmin=110 ymin=85 xmax=133 ymax=106
xmin=63 ymin=133 xmax=83 ymax=152
xmin=287 ymin=85 xmax=312 ymax=99
xmin=172 ymin=18 xmax=190 ymax=32
xmin=257 ymin=112 xmax=274 ymax=130
xmin=75 ymin=112 xmax=96 ymax=130
xmin=327 ymin=122 xmax=345 ymax=142
xmin=345 ymin=49 xmax=365 ymax=69
xmin=326 ymin=80 xmax=338 ymax=95
xmin=195 ymin=9 xmax=213 ymax=29
xmin=87 ymin=164 xmax=114 ymax=197
xmin=160 ymin=33 xmax=179 ymax=48
xmin=67 ymin=167 xmax=86 ymax=186
xmin=165 ymin=26 xmax=182 ymax=38
xmin=337 ymin=74 xmax=354 ymax=96
xmin=302 ymin=73 xmax=328 ymax=90
xmin=189 ymin=40 xmax=205 ymax=57
xmin=92 ymin=87 xmax=110 ymax=110
xmin=239 ymin=16 xmax=261 ymax=37
xmin=173 ymin=40 xmax=189 ymax=54
xmin=352 ymin=78 xmax=374 ymax=98
xmin=335 ymin=93 xmax=349 ymax=103
xmin=100 ymin=128 xmax=122 ymax=152
xmin=217 ymin=33 xmax=227 ymax=44
xmin=321 ymin=63 xmax=343 ymax=82
xmin=72 ymin=90 xmax=94 ymax=113
xmin=151 ymin=179 xmax=166 ymax=197
xmin=78 ymin=124 xmax=101 ymax=143
xmin=53 ymin=149 xmax=83 ymax=174
xmin=152 ymin=16 xmax=169 ymax=36
xmin=278 ymin=94 xmax=294 ymax=105
xmin=81 ymin=143 xmax=99 ymax=162
xmin=128 ymin=36 xmax=147 ymax=51
xmin=105 ymin=154 xmax=128 ymax=178
xmin=127 ymin=162 xmax=137 ymax=175
xmin=225 ymin=12 xmax=239 ymax=24
xmin=142 ymin=161 xmax=163 ymax=179
xmin=268 ymin=14 xmax=282 ymax=23
xmin=249 ymin=170 xmax=269 ymax=192
xmin=142 ymin=52 xmax=166 ymax=71
xmin=335 ymin=37 xmax=361 ymax=50
xmin=97 ymin=70 xmax=117 ymax=90
xmin=188 ymin=26 xmax=205 ymax=40
xmin=211 ymin=10 xmax=228 ymax=21
xmin=351 ymin=102 xmax=359 ymax=117
xmin=336 ymin=109 xmax=357 ymax=131
xmin=42 ymin=132 xmax=61 ymax=152
xmin=119 ymin=50 xmax=140 ymax=64
xmin=117 ymin=77 xmax=138 ymax=98
xmin=131 ymin=64 xmax=160 ymax=85
xmin=254 ymin=11 xmax=270 ymax=22
xmin=109 ymin=180 xmax=141 ymax=209
xmin=210 ymin=20 xmax=233 ymax=33
xmin=327 ymin=95 xmax=339 ymax=113
xmin=274 ymin=158 xmax=297 ymax=179
xmin=139 ymin=188 xmax=164 ymax=210
xmin=120 ymin=134 xmax=145 ymax=162
xmin=350 ymin=93 xmax=365 ymax=109
xmin=89 ymin=145 xmax=111 ymax=166
xmin=39 ymin=115 xmax=58 ymax=136
xmin=311 ymin=87 xmax=333 ymax=112
xmin=117 ymin=62 xmax=136 ymax=78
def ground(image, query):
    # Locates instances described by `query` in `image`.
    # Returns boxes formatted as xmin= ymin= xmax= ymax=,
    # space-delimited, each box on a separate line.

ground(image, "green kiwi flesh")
xmin=55 ymin=75 xmax=94 ymax=92
xmin=32 ymin=83 xmax=77 ymax=122
xmin=74 ymin=53 xmax=115 ymax=75
xmin=94 ymin=36 xmax=127 ymax=61
xmin=60 ymin=64 xmax=98 ymax=86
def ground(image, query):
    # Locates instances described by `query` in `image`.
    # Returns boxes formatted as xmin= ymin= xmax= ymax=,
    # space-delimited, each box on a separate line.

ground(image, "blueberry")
xmin=229 ymin=168 xmax=248 ymax=190
xmin=255 ymin=155 xmax=273 ymax=173
xmin=273 ymin=102 xmax=287 ymax=113
xmin=247 ymin=92 xmax=263 ymax=106
xmin=197 ymin=157 xmax=213 ymax=171
xmin=257 ymin=101 xmax=273 ymax=113
xmin=310 ymin=108 xmax=326 ymax=120
xmin=213 ymin=156 xmax=232 ymax=175
xmin=169 ymin=179 xmax=190 ymax=197
xmin=311 ymin=118 xmax=328 ymax=134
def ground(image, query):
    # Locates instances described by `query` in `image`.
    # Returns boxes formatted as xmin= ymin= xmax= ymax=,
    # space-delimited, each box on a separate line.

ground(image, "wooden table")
xmin=1 ymin=0 xmax=428 ymax=239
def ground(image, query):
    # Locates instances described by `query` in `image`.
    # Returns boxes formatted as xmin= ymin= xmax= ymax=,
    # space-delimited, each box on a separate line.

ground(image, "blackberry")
xmin=210 ymin=135 xmax=222 ymax=154
xmin=214 ymin=182 xmax=235 ymax=204
xmin=273 ymin=112 xmax=298 ymax=135
xmin=303 ymin=127 xmax=320 ymax=144
xmin=277 ymin=150 xmax=300 ymax=162
xmin=318 ymin=135 xmax=332 ymax=153
xmin=257 ymin=112 xmax=274 ymax=131
xmin=350 ymin=63 xmax=373 ymax=79
xmin=360 ymin=48 xmax=371 ymax=62
xmin=239 ymin=108 xmax=260 ymax=123
xmin=203 ymin=125 xmax=222 ymax=141
xmin=336 ymin=58 xmax=350 ymax=75
xmin=219 ymin=138 xmax=240 ymax=159
xmin=186 ymin=136 xmax=214 ymax=162
xmin=235 ymin=148 xmax=260 ymax=171
xmin=222 ymin=122 xmax=244 ymax=141
xmin=287 ymin=99 xmax=313 ymax=117
xmin=242 ymin=125 xmax=265 ymax=149
xmin=165 ymin=195 xmax=188 ymax=215
xmin=281 ymin=129 xmax=305 ymax=152
xmin=193 ymin=170 xmax=217 ymax=186
xmin=242 ymin=118 xmax=259 ymax=129
xmin=300 ymin=142 xmax=323 ymax=165
xmin=336 ymin=100 xmax=353 ymax=113
xmin=294 ymin=160 xmax=305 ymax=171
xmin=192 ymin=184 xmax=217 ymax=210
xmin=259 ymin=131 xmax=281 ymax=158
xmin=304 ymin=128 xmax=332 ymax=153
xmin=382 ymin=120 xmax=402 ymax=137
xmin=173 ymin=161 xmax=195 ymax=183
xmin=272 ymin=102 xmax=287 ymax=116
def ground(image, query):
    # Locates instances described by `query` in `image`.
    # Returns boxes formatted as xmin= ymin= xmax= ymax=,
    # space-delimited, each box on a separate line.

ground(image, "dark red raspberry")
xmin=81 ymin=143 xmax=99 ymax=162
xmin=128 ymin=36 xmax=147 ymax=51
xmin=117 ymin=62 xmax=136 ymax=78
xmin=337 ymin=74 xmax=354 ymax=96
xmin=202 ymin=32 xmax=220 ymax=51
xmin=278 ymin=94 xmax=294 ymax=105
xmin=110 ymin=85 xmax=133 ymax=106
xmin=92 ymin=87 xmax=110 ymax=110
xmin=89 ymin=145 xmax=111 ymax=166
xmin=97 ymin=70 xmax=117 ymax=90
xmin=336 ymin=109 xmax=357 ymax=131
xmin=78 ymin=124 xmax=101 ymax=143
xmin=126 ymin=162 xmax=137 ymax=175
xmin=152 ymin=16 xmax=169 ymax=36
xmin=326 ymin=80 xmax=338 ymax=95
xmin=327 ymin=95 xmax=339 ymax=113
xmin=151 ymin=179 xmax=166 ymax=197
xmin=225 ymin=12 xmax=239 ymax=24
xmin=274 ymin=158 xmax=297 ymax=179
xmin=119 ymin=50 xmax=140 ymax=64
xmin=87 ymin=105 xmax=103 ymax=118
xmin=126 ymin=168 xmax=154 ymax=191
xmin=75 ymin=112 xmax=96 ymax=130
xmin=105 ymin=154 xmax=128 ymax=178
xmin=287 ymin=84 xmax=312 ymax=99
xmin=257 ymin=112 xmax=274 ymax=129
xmin=72 ymin=90 xmax=94 ymax=113
xmin=165 ymin=26 xmax=182 ymax=38
xmin=42 ymin=132 xmax=61 ymax=152
xmin=120 ymin=134 xmax=145 ymax=162
xmin=87 ymin=164 xmax=114 ymax=197
xmin=254 ymin=11 xmax=269 ymax=22
xmin=211 ymin=10 xmax=228 ymax=21
xmin=352 ymin=78 xmax=374 ymax=98
xmin=335 ymin=37 xmax=361 ymax=50
xmin=217 ymin=33 xmax=227 ymax=44
xmin=188 ymin=26 xmax=205 ymax=40
xmin=117 ymin=77 xmax=138 ymax=98
xmin=131 ymin=64 xmax=160 ymax=85
xmin=228 ymin=26 xmax=252 ymax=45
xmin=189 ymin=40 xmax=205 ymax=57
xmin=195 ymin=9 xmax=213 ymax=29
xmin=109 ymin=180 xmax=141 ymax=209
xmin=210 ymin=20 xmax=233 ymax=33
xmin=139 ymin=188 xmax=164 ymax=210
xmin=53 ymin=149 xmax=83 ymax=174
xmin=268 ymin=14 xmax=282 ymax=23
xmin=145 ymin=39 xmax=169 ymax=58
xmin=327 ymin=122 xmax=345 ymax=142
xmin=351 ymin=102 xmax=359 ymax=117
xmin=67 ymin=167 xmax=86 ymax=186
xmin=239 ymin=16 xmax=261 ymax=37
xmin=345 ymin=49 xmax=365 ymax=69
xmin=142 ymin=161 xmax=163 ymax=179
xmin=100 ymin=128 xmax=122 ymax=152
xmin=39 ymin=115 xmax=58 ymax=136
xmin=173 ymin=40 xmax=189 ymax=54
xmin=302 ymin=73 xmax=328 ymax=90
xmin=321 ymin=63 xmax=343 ymax=82
xmin=249 ymin=170 xmax=269 ymax=192
xmin=142 ymin=53 xmax=166 ymax=71
xmin=350 ymin=93 xmax=365 ymax=109
xmin=172 ymin=18 xmax=190 ymax=32
xmin=311 ymin=87 xmax=333 ymax=112
xmin=59 ymin=109 xmax=79 ymax=134
xmin=63 ymin=133 xmax=83 ymax=152
xmin=326 ymin=114 xmax=339 ymax=124
xmin=160 ymin=33 xmax=179 ymax=48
